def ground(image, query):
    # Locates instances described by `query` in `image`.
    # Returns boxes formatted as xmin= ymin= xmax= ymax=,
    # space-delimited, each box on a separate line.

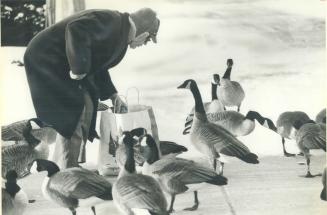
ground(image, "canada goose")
xmin=178 ymin=79 xmax=259 ymax=175
xmin=216 ymin=59 xmax=245 ymax=112
xmin=184 ymin=110 xmax=277 ymax=137
xmin=140 ymin=134 xmax=227 ymax=212
xmin=292 ymin=120 xmax=326 ymax=177
xmin=2 ymin=170 xmax=28 ymax=215
xmin=184 ymin=74 xmax=224 ymax=130
xmin=274 ymin=111 xmax=311 ymax=157
xmin=2 ymin=118 xmax=57 ymax=178
xmin=116 ymin=128 xmax=187 ymax=169
xmin=112 ymin=131 xmax=168 ymax=215
xmin=315 ymin=108 xmax=326 ymax=124
xmin=30 ymin=159 xmax=113 ymax=215
xmin=321 ymin=167 xmax=326 ymax=201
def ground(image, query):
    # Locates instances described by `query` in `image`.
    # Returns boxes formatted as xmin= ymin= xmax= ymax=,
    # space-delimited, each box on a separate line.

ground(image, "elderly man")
xmin=24 ymin=8 xmax=160 ymax=168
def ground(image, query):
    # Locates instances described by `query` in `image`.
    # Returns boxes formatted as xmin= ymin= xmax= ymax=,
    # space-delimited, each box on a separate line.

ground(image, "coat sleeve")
xmin=65 ymin=21 xmax=92 ymax=76
xmin=95 ymin=70 xmax=117 ymax=101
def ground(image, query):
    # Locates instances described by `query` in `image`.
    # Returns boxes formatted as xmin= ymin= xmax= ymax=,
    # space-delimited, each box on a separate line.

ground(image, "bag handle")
xmin=125 ymin=87 xmax=140 ymax=106
xmin=112 ymin=94 xmax=127 ymax=114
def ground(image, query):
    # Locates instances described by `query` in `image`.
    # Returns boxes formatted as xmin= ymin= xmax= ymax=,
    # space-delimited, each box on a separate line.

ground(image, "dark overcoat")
xmin=24 ymin=9 xmax=130 ymax=140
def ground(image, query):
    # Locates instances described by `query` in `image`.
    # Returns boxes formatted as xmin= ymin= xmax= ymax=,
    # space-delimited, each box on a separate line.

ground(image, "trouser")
xmin=52 ymin=90 xmax=94 ymax=169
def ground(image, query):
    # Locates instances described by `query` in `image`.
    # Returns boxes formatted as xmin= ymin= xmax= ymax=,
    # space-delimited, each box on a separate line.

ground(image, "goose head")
xmin=30 ymin=159 xmax=60 ymax=177
xmin=212 ymin=74 xmax=220 ymax=86
xmin=5 ymin=170 xmax=20 ymax=197
xmin=177 ymin=79 xmax=196 ymax=90
xmin=139 ymin=134 xmax=160 ymax=164
xmin=291 ymin=119 xmax=315 ymax=139
xmin=245 ymin=111 xmax=277 ymax=132
xmin=227 ymin=59 xmax=233 ymax=67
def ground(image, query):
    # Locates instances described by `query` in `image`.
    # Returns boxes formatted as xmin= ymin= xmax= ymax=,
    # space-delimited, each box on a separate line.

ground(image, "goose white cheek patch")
xmin=30 ymin=162 xmax=38 ymax=174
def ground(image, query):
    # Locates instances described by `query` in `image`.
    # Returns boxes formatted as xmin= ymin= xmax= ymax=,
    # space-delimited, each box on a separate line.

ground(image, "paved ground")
xmin=18 ymin=154 xmax=326 ymax=215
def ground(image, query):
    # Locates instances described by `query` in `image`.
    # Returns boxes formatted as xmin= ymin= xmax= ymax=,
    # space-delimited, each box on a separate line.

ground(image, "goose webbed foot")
xmin=28 ymin=199 xmax=36 ymax=203
xmin=168 ymin=208 xmax=175 ymax=213
xmin=183 ymin=204 xmax=199 ymax=211
xmin=283 ymin=152 xmax=296 ymax=157
xmin=297 ymin=152 xmax=304 ymax=156
xmin=305 ymin=172 xmax=315 ymax=178
xmin=184 ymin=191 xmax=199 ymax=211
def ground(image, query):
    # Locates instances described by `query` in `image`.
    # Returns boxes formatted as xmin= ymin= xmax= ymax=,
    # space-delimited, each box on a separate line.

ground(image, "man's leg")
xmin=52 ymin=90 xmax=93 ymax=169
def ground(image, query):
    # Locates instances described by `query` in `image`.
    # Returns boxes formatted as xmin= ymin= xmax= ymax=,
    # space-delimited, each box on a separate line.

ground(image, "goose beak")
xmin=177 ymin=84 xmax=184 ymax=89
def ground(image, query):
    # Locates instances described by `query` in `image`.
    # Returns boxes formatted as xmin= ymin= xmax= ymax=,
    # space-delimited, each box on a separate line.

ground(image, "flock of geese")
xmin=2 ymin=59 xmax=326 ymax=215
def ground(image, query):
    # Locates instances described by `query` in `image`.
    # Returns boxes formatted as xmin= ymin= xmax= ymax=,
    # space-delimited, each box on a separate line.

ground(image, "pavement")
xmin=18 ymin=153 xmax=326 ymax=215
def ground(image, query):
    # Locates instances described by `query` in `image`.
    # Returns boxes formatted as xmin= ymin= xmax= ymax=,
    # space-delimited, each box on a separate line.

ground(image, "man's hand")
xmin=110 ymin=94 xmax=128 ymax=113
xmin=70 ymin=71 xmax=87 ymax=80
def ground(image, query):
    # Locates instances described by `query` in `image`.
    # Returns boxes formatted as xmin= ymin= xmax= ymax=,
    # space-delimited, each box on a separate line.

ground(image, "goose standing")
xmin=292 ymin=120 xmax=326 ymax=177
xmin=2 ymin=118 xmax=57 ymax=178
xmin=140 ymin=134 xmax=227 ymax=212
xmin=30 ymin=159 xmax=113 ymax=215
xmin=178 ymin=79 xmax=259 ymax=175
xmin=216 ymin=59 xmax=245 ymax=112
xmin=315 ymin=108 xmax=326 ymax=124
xmin=2 ymin=170 xmax=28 ymax=215
xmin=321 ymin=167 xmax=326 ymax=201
xmin=112 ymin=131 xmax=168 ymax=215
xmin=183 ymin=74 xmax=275 ymax=136
xmin=274 ymin=111 xmax=311 ymax=157
xmin=184 ymin=74 xmax=224 ymax=130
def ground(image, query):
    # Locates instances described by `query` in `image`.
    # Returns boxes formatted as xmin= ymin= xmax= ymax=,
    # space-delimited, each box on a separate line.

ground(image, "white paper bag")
xmin=97 ymin=104 xmax=160 ymax=176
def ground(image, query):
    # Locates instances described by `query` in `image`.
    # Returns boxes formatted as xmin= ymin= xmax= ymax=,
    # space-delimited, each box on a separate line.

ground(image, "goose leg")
xmin=305 ymin=157 xmax=314 ymax=178
xmin=282 ymin=137 xmax=295 ymax=157
xmin=223 ymin=106 xmax=227 ymax=111
xmin=219 ymin=162 xmax=225 ymax=176
xmin=183 ymin=191 xmax=199 ymax=211
xmin=237 ymin=105 xmax=241 ymax=112
xmin=168 ymin=195 xmax=176 ymax=213
xmin=69 ymin=208 xmax=76 ymax=215
xmin=91 ymin=206 xmax=96 ymax=215
xmin=213 ymin=159 xmax=217 ymax=172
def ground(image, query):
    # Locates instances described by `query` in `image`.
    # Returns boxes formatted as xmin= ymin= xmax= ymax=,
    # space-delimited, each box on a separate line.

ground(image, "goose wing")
xmin=115 ymin=175 xmax=167 ymax=212
xmin=297 ymin=124 xmax=326 ymax=151
xmin=200 ymin=122 xmax=250 ymax=154
xmin=49 ymin=168 xmax=112 ymax=199
xmin=159 ymin=141 xmax=187 ymax=155
xmin=152 ymin=158 xmax=219 ymax=184
xmin=1 ymin=120 xmax=31 ymax=142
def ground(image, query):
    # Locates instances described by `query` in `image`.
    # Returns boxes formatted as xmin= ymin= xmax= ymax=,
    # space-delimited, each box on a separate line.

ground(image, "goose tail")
xmin=239 ymin=153 xmax=259 ymax=164
xmin=207 ymin=175 xmax=228 ymax=186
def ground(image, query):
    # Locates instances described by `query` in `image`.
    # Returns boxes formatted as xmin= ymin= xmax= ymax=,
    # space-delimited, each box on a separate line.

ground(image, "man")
xmin=24 ymin=8 xmax=160 ymax=168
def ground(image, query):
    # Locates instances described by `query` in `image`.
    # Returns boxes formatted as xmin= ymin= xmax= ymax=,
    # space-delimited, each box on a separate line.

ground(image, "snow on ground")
xmin=1 ymin=0 xmax=326 ymax=163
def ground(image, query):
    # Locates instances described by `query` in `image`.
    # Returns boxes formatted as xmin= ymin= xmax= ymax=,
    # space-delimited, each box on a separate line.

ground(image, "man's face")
xmin=129 ymin=19 xmax=160 ymax=49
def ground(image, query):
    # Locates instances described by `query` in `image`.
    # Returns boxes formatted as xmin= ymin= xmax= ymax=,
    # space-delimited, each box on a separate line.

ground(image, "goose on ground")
xmin=2 ymin=118 xmax=57 ymax=178
xmin=321 ymin=167 xmax=326 ymax=201
xmin=216 ymin=59 xmax=245 ymax=112
xmin=112 ymin=131 xmax=168 ymax=215
xmin=184 ymin=109 xmax=277 ymax=137
xmin=291 ymin=120 xmax=326 ymax=178
xmin=274 ymin=111 xmax=311 ymax=157
xmin=315 ymin=108 xmax=326 ymax=124
xmin=30 ymin=159 xmax=113 ymax=215
xmin=140 ymin=134 xmax=227 ymax=213
xmin=184 ymin=74 xmax=224 ymax=130
xmin=178 ymin=79 xmax=259 ymax=175
xmin=116 ymin=128 xmax=188 ymax=169
xmin=2 ymin=170 xmax=28 ymax=215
